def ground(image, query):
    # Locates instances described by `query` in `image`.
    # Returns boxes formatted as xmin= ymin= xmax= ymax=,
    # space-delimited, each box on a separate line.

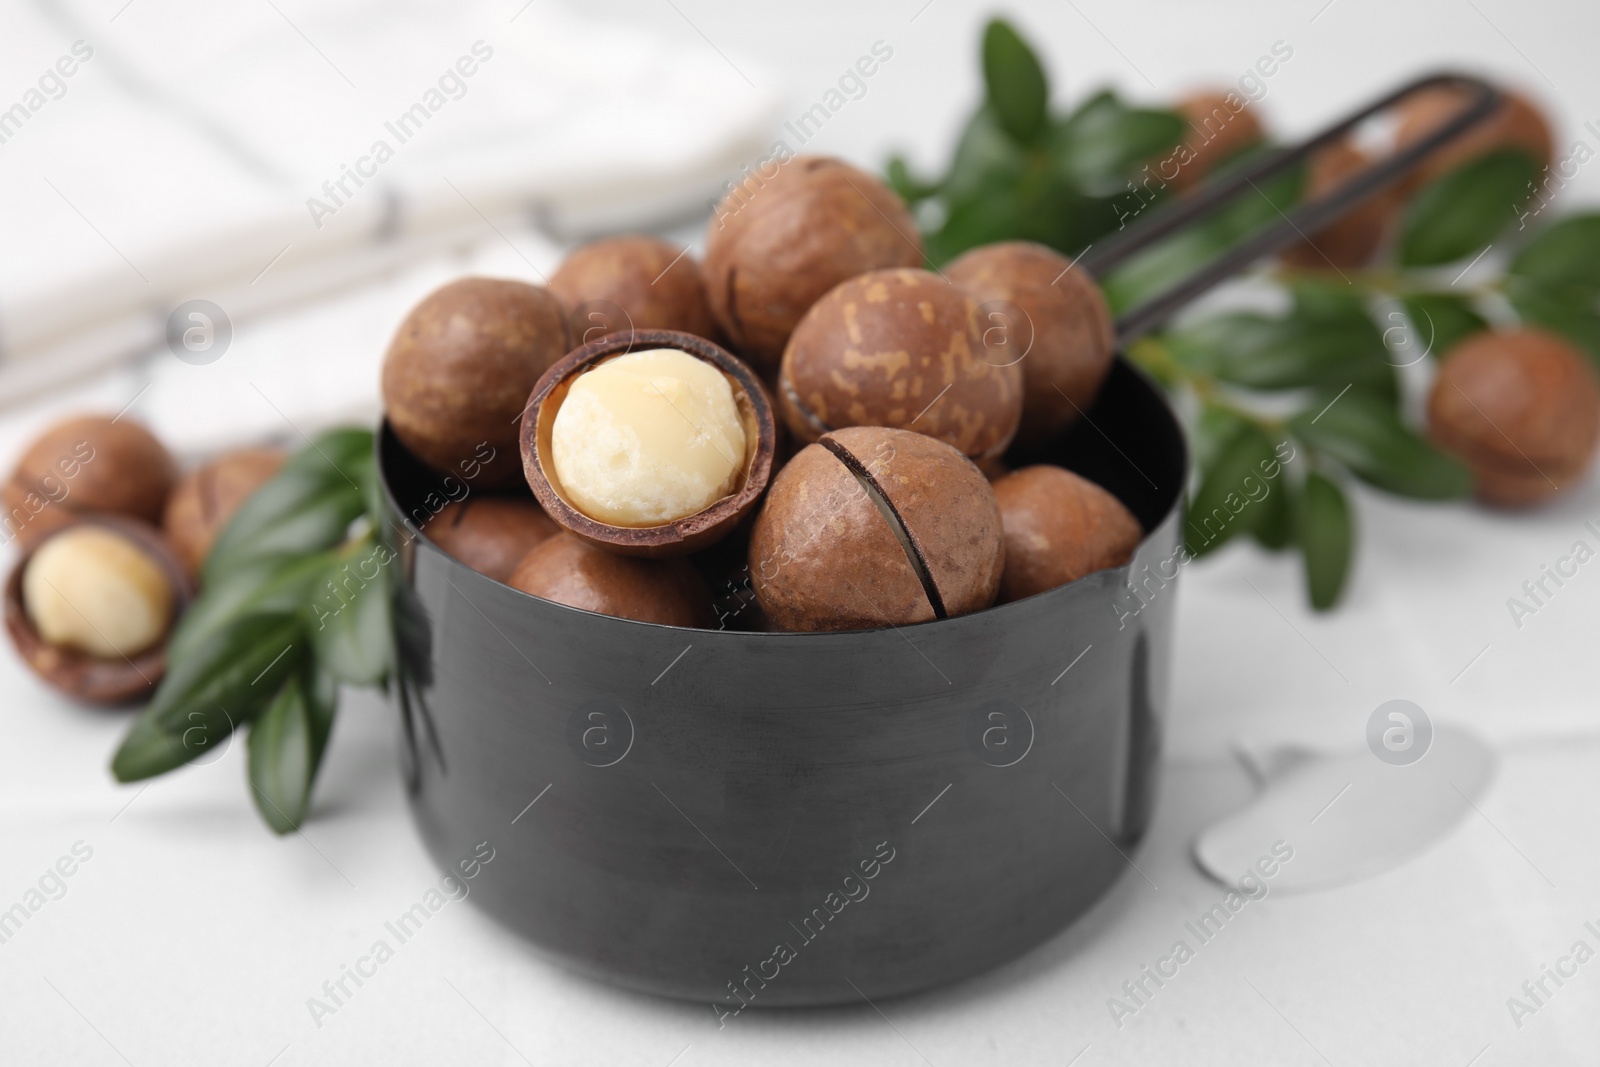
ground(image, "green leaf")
xmin=1289 ymin=392 xmax=1472 ymax=499
xmin=1399 ymin=293 xmax=1488 ymax=359
xmin=247 ymin=661 xmax=338 ymax=835
xmin=1189 ymin=403 xmax=1252 ymax=473
xmin=1185 ymin=422 xmax=1277 ymax=556
xmin=940 ymin=107 xmax=1027 ymax=204
xmin=924 ymin=143 xmax=1120 ymax=266
xmin=167 ymin=551 xmax=331 ymax=664
xmin=912 ymin=82 xmax=1186 ymax=266
xmin=1506 ymin=278 xmax=1600 ymax=359
xmin=1398 ymin=149 xmax=1539 ymax=266
xmin=1504 ymin=214 xmax=1600 ymax=360
xmin=885 ymin=155 xmax=939 ymax=205
xmin=1290 ymin=280 xmax=1367 ymax=324
xmin=1167 ymin=312 xmax=1277 ymax=376
xmin=359 ymin=440 xmax=388 ymax=533
xmin=1103 ymin=227 xmax=1234 ymax=314
xmin=1507 ymin=213 xmax=1600 ymax=292
xmin=1252 ymin=471 xmax=1295 ymax=551
xmin=924 ymin=184 xmax=1029 ymax=266
xmin=111 ymin=612 xmax=306 ymax=782
xmin=306 ymin=656 xmax=338 ymax=756
xmin=1299 ymin=471 xmax=1353 ymax=610
xmin=203 ymin=428 xmax=373 ymax=584
xmin=308 ymin=539 xmax=395 ymax=686
xmin=981 ymin=19 xmax=1049 ymax=144
xmin=1166 ymin=301 xmax=1393 ymax=394
xmin=1052 ymin=91 xmax=1185 ymax=195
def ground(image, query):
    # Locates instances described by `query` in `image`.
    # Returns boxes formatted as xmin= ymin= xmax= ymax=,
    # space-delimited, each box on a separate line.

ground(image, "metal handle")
xmin=1085 ymin=72 xmax=1504 ymax=344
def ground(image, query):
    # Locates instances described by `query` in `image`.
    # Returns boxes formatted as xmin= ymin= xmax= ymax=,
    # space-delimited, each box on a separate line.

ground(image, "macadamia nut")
xmin=24 ymin=526 xmax=175 ymax=658
xmin=551 ymin=349 xmax=746 ymax=526
xmin=1427 ymin=328 xmax=1600 ymax=506
xmin=5 ymin=414 xmax=176 ymax=548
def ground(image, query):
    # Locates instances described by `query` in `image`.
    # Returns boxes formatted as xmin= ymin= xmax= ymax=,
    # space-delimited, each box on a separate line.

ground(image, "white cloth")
xmin=0 ymin=0 xmax=776 ymax=401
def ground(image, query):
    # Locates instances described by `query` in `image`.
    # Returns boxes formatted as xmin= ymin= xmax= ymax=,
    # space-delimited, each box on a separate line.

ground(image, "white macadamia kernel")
xmin=550 ymin=348 xmax=746 ymax=526
xmin=23 ymin=526 xmax=174 ymax=659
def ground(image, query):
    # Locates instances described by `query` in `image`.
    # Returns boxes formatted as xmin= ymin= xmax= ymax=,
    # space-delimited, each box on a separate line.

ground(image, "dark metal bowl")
xmin=377 ymin=357 xmax=1186 ymax=1009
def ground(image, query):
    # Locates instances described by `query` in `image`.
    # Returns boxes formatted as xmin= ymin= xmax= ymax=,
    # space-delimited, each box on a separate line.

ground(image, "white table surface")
xmin=3 ymin=1 xmax=1600 ymax=1064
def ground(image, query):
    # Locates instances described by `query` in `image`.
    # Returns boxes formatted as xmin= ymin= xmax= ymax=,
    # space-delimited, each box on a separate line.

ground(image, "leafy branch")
xmin=891 ymin=17 xmax=1600 ymax=609
xmin=112 ymin=428 xmax=395 ymax=832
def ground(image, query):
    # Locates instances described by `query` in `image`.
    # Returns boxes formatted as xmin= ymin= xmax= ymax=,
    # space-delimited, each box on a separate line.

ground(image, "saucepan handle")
xmin=1084 ymin=71 xmax=1504 ymax=343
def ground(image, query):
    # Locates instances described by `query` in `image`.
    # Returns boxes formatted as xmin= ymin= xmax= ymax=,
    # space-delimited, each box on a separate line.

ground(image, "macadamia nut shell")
xmin=521 ymin=331 xmax=776 ymax=557
xmin=383 ymin=277 xmax=570 ymax=488
xmin=704 ymin=156 xmax=923 ymax=375
xmin=779 ymin=268 xmax=1024 ymax=462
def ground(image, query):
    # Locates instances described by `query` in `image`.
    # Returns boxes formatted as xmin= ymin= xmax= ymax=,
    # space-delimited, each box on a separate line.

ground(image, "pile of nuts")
xmin=7 ymin=110 xmax=1587 ymax=694
xmin=3 ymin=416 xmax=284 ymax=701
xmin=382 ymin=155 xmax=1144 ymax=632
xmin=2 ymin=86 xmax=1587 ymax=709
xmin=376 ymin=87 xmax=1595 ymax=633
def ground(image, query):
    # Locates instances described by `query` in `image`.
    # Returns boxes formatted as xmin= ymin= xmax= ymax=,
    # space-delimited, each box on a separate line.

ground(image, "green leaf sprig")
xmin=1128 ymin=201 xmax=1600 ymax=609
xmin=887 ymin=18 xmax=1185 ymax=267
xmin=112 ymin=428 xmax=396 ymax=832
xmin=891 ymin=17 xmax=1600 ymax=609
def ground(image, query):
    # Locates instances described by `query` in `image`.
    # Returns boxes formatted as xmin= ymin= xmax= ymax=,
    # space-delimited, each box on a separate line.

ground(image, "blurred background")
xmin=4 ymin=1 xmax=1600 ymax=1064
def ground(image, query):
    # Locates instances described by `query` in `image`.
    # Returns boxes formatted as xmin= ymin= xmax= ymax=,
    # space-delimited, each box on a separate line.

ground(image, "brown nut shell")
xmin=778 ymin=268 xmax=1024 ymax=462
xmin=1166 ymin=90 xmax=1264 ymax=192
xmin=423 ymin=496 xmax=559 ymax=583
xmin=5 ymin=415 xmax=177 ymax=548
xmin=704 ymin=156 xmax=924 ymax=375
xmin=946 ymin=241 xmax=1115 ymax=446
xmin=994 ymin=465 xmax=1142 ymax=602
xmin=1427 ymin=328 xmax=1600 ymax=507
xmin=382 ymin=277 xmax=570 ymax=488
xmin=749 ymin=426 xmax=1003 ymax=632
xmin=162 ymin=447 xmax=286 ymax=577
xmin=1395 ymin=85 xmax=1552 ymax=193
xmin=1281 ymin=139 xmax=1398 ymax=271
xmin=549 ymin=235 xmax=720 ymax=345
xmin=508 ymin=532 xmax=713 ymax=627
xmin=520 ymin=330 xmax=776 ymax=557
xmin=4 ymin=516 xmax=192 ymax=705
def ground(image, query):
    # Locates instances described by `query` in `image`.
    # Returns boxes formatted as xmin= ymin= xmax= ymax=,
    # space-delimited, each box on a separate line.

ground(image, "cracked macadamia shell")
xmin=5 ymin=415 xmax=177 ymax=549
xmin=994 ymin=465 xmax=1141 ymax=602
xmin=549 ymin=235 xmax=719 ymax=345
xmin=522 ymin=330 xmax=776 ymax=558
xmin=778 ymin=268 xmax=1023 ymax=462
xmin=946 ymin=241 xmax=1115 ymax=446
xmin=1427 ymin=328 xmax=1600 ymax=507
xmin=749 ymin=425 xmax=1003 ymax=632
xmin=424 ymin=496 xmax=559 ymax=584
xmin=703 ymin=155 xmax=924 ymax=376
xmin=382 ymin=277 xmax=571 ymax=488
xmin=508 ymin=532 xmax=713 ymax=627
xmin=25 ymin=524 xmax=174 ymax=658
xmin=162 ymin=447 xmax=286 ymax=576
xmin=4 ymin=516 xmax=191 ymax=705
xmin=549 ymin=348 xmax=747 ymax=527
